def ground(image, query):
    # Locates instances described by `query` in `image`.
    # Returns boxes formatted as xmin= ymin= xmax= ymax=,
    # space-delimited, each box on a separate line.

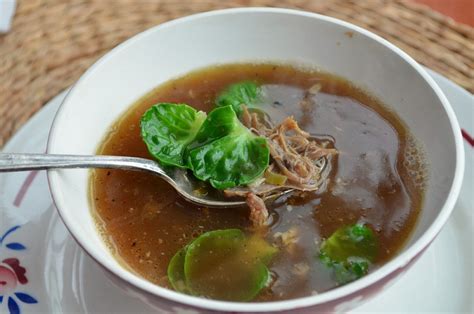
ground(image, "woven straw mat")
xmin=0 ymin=0 xmax=473 ymax=147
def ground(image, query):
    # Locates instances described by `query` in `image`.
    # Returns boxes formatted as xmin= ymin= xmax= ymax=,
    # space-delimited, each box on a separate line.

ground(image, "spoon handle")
xmin=0 ymin=153 xmax=166 ymax=176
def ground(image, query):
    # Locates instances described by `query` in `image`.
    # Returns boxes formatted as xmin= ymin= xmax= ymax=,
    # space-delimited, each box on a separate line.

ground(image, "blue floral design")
xmin=1 ymin=294 xmax=38 ymax=314
xmin=0 ymin=225 xmax=38 ymax=313
xmin=0 ymin=226 xmax=26 ymax=251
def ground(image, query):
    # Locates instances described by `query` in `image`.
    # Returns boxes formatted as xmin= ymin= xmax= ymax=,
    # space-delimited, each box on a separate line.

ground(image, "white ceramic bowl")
xmin=47 ymin=8 xmax=464 ymax=313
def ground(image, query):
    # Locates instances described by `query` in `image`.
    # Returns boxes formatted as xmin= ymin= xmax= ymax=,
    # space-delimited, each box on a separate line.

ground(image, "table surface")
xmin=416 ymin=0 xmax=474 ymax=26
xmin=0 ymin=0 xmax=472 ymax=147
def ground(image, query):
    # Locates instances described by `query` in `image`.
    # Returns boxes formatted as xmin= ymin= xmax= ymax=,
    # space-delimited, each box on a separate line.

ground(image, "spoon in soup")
xmin=0 ymin=153 xmax=327 ymax=208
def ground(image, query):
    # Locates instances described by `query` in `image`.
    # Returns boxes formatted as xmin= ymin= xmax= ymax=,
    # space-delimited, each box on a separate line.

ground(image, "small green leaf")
xmin=334 ymin=257 xmax=370 ymax=283
xmin=140 ymin=103 xmax=269 ymax=189
xmin=140 ymin=103 xmax=206 ymax=168
xmin=321 ymin=224 xmax=377 ymax=263
xmin=167 ymin=229 xmax=276 ymax=301
xmin=319 ymin=224 xmax=377 ymax=285
xmin=320 ymin=251 xmax=370 ymax=285
xmin=186 ymin=106 xmax=270 ymax=189
xmin=184 ymin=229 xmax=272 ymax=301
xmin=216 ymin=81 xmax=261 ymax=115
xmin=167 ymin=247 xmax=189 ymax=293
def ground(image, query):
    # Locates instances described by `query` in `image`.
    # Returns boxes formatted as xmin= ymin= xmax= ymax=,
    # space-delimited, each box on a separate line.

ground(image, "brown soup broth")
xmin=90 ymin=63 xmax=425 ymax=301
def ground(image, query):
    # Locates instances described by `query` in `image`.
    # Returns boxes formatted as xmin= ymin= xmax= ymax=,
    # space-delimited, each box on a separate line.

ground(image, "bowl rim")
xmin=46 ymin=7 xmax=465 ymax=312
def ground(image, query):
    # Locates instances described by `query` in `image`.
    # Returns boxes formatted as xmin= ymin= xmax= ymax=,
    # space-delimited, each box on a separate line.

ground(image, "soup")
xmin=90 ymin=63 xmax=426 ymax=301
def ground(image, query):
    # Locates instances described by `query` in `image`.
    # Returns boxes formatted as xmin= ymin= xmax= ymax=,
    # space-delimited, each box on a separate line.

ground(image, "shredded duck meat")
xmin=246 ymin=192 xmax=269 ymax=229
xmin=231 ymin=85 xmax=337 ymax=227
xmin=225 ymin=105 xmax=337 ymax=199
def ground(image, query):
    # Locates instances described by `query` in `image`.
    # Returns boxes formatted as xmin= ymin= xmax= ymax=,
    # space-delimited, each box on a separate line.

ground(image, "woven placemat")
xmin=0 ymin=0 xmax=473 ymax=147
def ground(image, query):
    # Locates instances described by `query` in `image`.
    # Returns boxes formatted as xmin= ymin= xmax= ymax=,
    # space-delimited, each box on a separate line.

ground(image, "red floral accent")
xmin=2 ymin=258 xmax=28 ymax=284
xmin=0 ymin=265 xmax=17 ymax=295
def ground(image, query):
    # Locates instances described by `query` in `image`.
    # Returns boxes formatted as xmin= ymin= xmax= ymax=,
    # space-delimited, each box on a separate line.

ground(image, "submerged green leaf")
xmin=243 ymin=234 xmax=279 ymax=265
xmin=167 ymin=247 xmax=189 ymax=293
xmin=319 ymin=224 xmax=377 ymax=285
xmin=140 ymin=103 xmax=206 ymax=168
xmin=167 ymin=229 xmax=277 ymax=301
xmin=320 ymin=251 xmax=370 ymax=285
xmin=186 ymin=106 xmax=270 ymax=189
xmin=216 ymin=81 xmax=261 ymax=115
xmin=321 ymin=223 xmax=377 ymax=263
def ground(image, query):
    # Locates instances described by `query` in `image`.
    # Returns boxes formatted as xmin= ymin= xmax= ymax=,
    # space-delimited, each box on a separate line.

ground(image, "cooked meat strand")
xmin=225 ymin=183 xmax=287 ymax=198
xmin=246 ymin=193 xmax=269 ymax=229
xmin=273 ymin=226 xmax=300 ymax=255
xmin=304 ymin=141 xmax=337 ymax=160
xmin=230 ymin=105 xmax=337 ymax=199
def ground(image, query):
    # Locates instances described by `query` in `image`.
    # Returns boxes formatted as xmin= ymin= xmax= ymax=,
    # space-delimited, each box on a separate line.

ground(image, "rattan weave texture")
xmin=0 ymin=0 xmax=472 ymax=146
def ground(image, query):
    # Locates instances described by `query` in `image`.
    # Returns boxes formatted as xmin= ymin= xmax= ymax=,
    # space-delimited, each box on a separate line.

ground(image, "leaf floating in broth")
xmin=167 ymin=229 xmax=277 ymax=301
xmin=186 ymin=106 xmax=270 ymax=189
xmin=216 ymin=81 xmax=262 ymax=115
xmin=167 ymin=247 xmax=189 ymax=293
xmin=319 ymin=224 xmax=377 ymax=284
xmin=322 ymin=223 xmax=377 ymax=262
xmin=140 ymin=103 xmax=206 ymax=168
xmin=184 ymin=229 xmax=275 ymax=301
xmin=319 ymin=251 xmax=370 ymax=285
xmin=334 ymin=257 xmax=370 ymax=284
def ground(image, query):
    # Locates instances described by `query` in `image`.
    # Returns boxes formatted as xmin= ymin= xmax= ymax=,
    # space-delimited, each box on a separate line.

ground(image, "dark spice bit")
xmin=106 ymin=171 xmax=111 ymax=176
xmin=131 ymin=241 xmax=137 ymax=247
xmin=273 ymin=101 xmax=283 ymax=106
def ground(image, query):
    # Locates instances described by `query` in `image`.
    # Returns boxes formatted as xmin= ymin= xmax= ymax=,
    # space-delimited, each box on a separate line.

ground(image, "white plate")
xmin=0 ymin=69 xmax=472 ymax=314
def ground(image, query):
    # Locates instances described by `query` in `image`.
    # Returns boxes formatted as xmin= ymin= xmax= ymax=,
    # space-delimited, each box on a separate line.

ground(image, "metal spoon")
xmin=0 ymin=153 xmax=325 ymax=208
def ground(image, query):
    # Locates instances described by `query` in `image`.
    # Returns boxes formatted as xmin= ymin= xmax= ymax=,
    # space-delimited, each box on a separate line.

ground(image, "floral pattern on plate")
xmin=0 ymin=226 xmax=38 ymax=314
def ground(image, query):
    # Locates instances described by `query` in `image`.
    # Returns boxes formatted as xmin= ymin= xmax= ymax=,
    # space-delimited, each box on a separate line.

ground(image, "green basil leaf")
xmin=216 ymin=81 xmax=261 ymax=115
xmin=184 ymin=229 xmax=273 ymax=301
xmin=321 ymin=224 xmax=377 ymax=263
xmin=319 ymin=224 xmax=377 ymax=284
xmin=186 ymin=106 xmax=270 ymax=189
xmin=333 ymin=257 xmax=370 ymax=284
xmin=140 ymin=103 xmax=206 ymax=168
xmin=320 ymin=251 xmax=370 ymax=285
